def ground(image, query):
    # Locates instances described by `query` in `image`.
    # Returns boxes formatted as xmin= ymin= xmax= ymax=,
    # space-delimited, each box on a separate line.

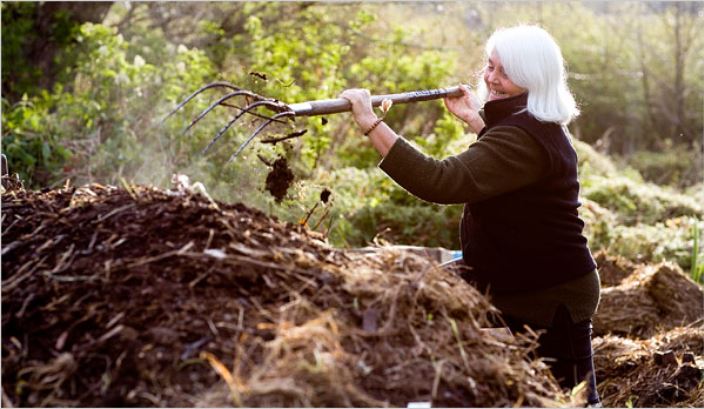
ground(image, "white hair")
xmin=477 ymin=25 xmax=579 ymax=125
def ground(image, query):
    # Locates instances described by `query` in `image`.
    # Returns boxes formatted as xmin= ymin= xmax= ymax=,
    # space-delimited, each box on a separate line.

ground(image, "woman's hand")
xmin=339 ymin=88 xmax=378 ymax=133
xmin=339 ymin=88 xmax=398 ymax=156
xmin=444 ymin=85 xmax=485 ymax=134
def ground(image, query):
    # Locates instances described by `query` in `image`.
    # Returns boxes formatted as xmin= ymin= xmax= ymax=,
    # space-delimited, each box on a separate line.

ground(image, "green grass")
xmin=691 ymin=223 xmax=704 ymax=284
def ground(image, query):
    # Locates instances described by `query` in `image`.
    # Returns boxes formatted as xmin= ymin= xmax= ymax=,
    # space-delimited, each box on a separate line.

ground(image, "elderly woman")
xmin=341 ymin=25 xmax=601 ymax=406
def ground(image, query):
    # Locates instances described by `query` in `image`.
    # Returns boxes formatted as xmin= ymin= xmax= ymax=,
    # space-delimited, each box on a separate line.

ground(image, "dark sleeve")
xmin=378 ymin=126 xmax=550 ymax=205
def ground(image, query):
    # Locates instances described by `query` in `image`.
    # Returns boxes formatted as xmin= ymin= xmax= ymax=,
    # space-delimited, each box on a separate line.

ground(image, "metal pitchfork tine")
xmin=203 ymin=100 xmax=292 ymax=156
xmin=162 ymin=81 xmax=241 ymax=124
xmin=228 ymin=111 xmax=296 ymax=162
xmin=185 ymin=90 xmax=289 ymax=136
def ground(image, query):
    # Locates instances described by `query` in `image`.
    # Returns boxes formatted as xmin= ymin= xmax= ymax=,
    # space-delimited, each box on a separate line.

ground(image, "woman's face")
xmin=483 ymin=50 xmax=527 ymax=101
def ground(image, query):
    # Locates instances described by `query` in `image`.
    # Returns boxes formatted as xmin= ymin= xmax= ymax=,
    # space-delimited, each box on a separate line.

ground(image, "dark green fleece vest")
xmin=461 ymin=93 xmax=596 ymax=293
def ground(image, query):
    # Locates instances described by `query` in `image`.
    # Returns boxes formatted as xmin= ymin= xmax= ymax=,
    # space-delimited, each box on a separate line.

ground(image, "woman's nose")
xmin=487 ymin=71 xmax=499 ymax=84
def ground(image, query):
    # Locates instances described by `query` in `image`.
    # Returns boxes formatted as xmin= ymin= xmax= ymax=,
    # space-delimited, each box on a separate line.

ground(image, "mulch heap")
xmin=592 ymin=252 xmax=704 ymax=407
xmin=1 ymin=180 xmax=568 ymax=408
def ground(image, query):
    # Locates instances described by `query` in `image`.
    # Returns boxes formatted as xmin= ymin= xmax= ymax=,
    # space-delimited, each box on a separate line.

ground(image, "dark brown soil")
xmin=593 ymin=262 xmax=704 ymax=338
xmin=593 ymin=327 xmax=704 ymax=407
xmin=592 ymin=253 xmax=704 ymax=408
xmin=264 ymin=157 xmax=294 ymax=202
xmin=594 ymin=249 xmax=636 ymax=287
xmin=2 ymin=183 xmax=329 ymax=406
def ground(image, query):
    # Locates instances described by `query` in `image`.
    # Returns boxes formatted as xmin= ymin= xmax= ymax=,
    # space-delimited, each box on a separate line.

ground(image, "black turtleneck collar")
xmin=482 ymin=92 xmax=529 ymax=128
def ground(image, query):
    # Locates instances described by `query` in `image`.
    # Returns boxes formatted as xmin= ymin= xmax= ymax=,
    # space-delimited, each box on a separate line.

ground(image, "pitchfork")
xmin=163 ymin=81 xmax=463 ymax=163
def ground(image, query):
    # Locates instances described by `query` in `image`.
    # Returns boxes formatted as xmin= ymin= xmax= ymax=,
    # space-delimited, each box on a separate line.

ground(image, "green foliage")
xmin=238 ymin=7 xmax=352 ymax=170
xmin=2 ymin=22 xmax=217 ymax=188
xmin=582 ymin=175 xmax=703 ymax=225
xmin=578 ymin=146 xmax=704 ymax=274
xmin=289 ymin=166 xmax=461 ymax=249
xmin=623 ymin=146 xmax=703 ymax=188
xmin=691 ymin=222 xmax=704 ymax=284
xmin=581 ymin=195 xmax=703 ymax=272
xmin=606 ymin=217 xmax=702 ymax=271
xmin=1 ymin=93 xmax=72 ymax=186
xmin=2 ymin=4 xmax=466 ymax=249
xmin=573 ymin=139 xmax=617 ymax=179
xmin=341 ymin=203 xmax=462 ymax=248
xmin=579 ymin=198 xmax=617 ymax=253
xmin=1 ymin=3 xmax=40 ymax=95
xmin=1 ymin=2 xmax=83 ymax=99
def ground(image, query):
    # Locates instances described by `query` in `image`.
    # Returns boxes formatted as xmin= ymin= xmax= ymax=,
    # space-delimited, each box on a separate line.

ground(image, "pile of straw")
xmin=594 ymin=262 xmax=704 ymax=338
xmin=593 ymin=247 xmax=703 ymax=407
xmin=594 ymin=326 xmax=703 ymax=407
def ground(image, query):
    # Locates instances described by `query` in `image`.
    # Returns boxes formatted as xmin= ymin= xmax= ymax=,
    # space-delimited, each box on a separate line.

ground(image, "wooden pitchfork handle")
xmin=287 ymin=85 xmax=464 ymax=116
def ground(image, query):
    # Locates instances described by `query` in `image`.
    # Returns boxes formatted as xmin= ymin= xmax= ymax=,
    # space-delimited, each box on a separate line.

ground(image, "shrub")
xmin=582 ymin=175 xmax=703 ymax=225
xmin=579 ymin=198 xmax=617 ymax=252
xmin=1 ymin=92 xmax=72 ymax=186
xmin=623 ymin=146 xmax=703 ymax=188
xmin=1 ymin=23 xmax=217 ymax=188
xmin=606 ymin=217 xmax=703 ymax=272
xmin=573 ymin=139 xmax=618 ymax=179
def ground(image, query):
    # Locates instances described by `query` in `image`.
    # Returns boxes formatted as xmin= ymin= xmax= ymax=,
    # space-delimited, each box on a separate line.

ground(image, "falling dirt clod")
xmin=265 ymin=157 xmax=294 ymax=202
xmin=320 ymin=188 xmax=331 ymax=204
xmin=249 ymin=71 xmax=268 ymax=81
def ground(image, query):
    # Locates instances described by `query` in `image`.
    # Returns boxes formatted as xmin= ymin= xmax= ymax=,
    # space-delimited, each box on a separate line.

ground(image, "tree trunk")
xmin=672 ymin=3 xmax=686 ymax=143
xmin=636 ymin=4 xmax=666 ymax=148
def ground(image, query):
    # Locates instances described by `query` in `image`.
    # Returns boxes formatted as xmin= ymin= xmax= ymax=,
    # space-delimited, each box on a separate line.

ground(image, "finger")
xmin=460 ymin=84 xmax=473 ymax=96
xmin=339 ymin=88 xmax=357 ymax=96
xmin=340 ymin=90 xmax=359 ymax=103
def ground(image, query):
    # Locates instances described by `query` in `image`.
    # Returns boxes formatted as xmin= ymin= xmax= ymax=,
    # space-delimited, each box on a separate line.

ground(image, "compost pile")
xmin=592 ymin=252 xmax=704 ymax=407
xmin=1 ymin=181 xmax=566 ymax=407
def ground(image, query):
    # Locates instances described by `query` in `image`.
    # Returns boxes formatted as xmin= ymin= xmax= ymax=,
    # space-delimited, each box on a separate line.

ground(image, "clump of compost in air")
xmin=265 ymin=156 xmax=294 ymax=202
xmin=320 ymin=188 xmax=331 ymax=204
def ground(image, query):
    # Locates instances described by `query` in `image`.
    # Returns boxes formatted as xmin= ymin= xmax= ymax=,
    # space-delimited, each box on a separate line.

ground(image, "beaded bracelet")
xmin=364 ymin=118 xmax=384 ymax=136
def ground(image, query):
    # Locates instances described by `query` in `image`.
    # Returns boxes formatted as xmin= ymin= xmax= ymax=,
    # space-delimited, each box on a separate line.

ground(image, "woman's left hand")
xmin=339 ymin=88 xmax=378 ymax=132
xmin=444 ymin=85 xmax=485 ymax=133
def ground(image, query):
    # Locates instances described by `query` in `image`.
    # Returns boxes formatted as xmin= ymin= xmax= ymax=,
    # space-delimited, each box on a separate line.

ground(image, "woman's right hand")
xmin=444 ymin=85 xmax=485 ymax=133
xmin=339 ymin=88 xmax=378 ymax=133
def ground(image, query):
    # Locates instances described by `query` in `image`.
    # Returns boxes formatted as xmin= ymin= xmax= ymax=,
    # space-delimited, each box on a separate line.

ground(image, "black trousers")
xmin=503 ymin=304 xmax=600 ymax=406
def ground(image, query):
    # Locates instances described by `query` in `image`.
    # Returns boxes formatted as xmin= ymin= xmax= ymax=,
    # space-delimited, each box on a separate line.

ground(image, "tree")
xmin=1 ymin=1 xmax=113 ymax=102
xmin=636 ymin=2 xmax=703 ymax=148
